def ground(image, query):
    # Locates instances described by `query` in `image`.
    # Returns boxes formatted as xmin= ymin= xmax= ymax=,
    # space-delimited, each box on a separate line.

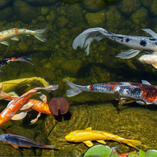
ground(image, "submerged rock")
xmin=13 ymin=0 xmax=39 ymax=23
xmin=151 ymin=0 xmax=157 ymax=15
xmin=0 ymin=7 xmax=13 ymax=21
xmin=25 ymin=0 xmax=57 ymax=6
xmin=85 ymin=11 xmax=105 ymax=26
xmin=0 ymin=0 xmax=11 ymax=9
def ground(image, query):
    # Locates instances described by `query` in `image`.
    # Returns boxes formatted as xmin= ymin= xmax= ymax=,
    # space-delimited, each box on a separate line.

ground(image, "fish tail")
xmin=120 ymin=138 xmax=141 ymax=150
xmin=18 ymin=56 xmax=33 ymax=65
xmin=33 ymin=28 xmax=47 ymax=42
xmin=41 ymin=144 xmax=55 ymax=149
xmin=72 ymin=27 xmax=109 ymax=55
xmin=65 ymin=80 xmax=84 ymax=97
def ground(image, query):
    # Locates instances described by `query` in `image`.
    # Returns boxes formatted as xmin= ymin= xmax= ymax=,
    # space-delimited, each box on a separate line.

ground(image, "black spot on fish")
xmin=112 ymin=36 xmax=124 ymax=42
xmin=140 ymin=40 xmax=147 ymax=47
xmin=125 ymin=38 xmax=130 ymax=42
xmin=149 ymin=38 xmax=156 ymax=41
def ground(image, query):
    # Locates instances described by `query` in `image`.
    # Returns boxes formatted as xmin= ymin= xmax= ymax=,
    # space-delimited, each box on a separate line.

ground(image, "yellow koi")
xmin=65 ymin=127 xmax=141 ymax=149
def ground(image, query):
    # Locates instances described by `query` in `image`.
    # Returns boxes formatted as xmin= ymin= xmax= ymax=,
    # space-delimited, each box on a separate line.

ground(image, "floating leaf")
xmin=139 ymin=149 xmax=145 ymax=157
xmin=146 ymin=149 xmax=157 ymax=157
xmin=84 ymin=145 xmax=112 ymax=157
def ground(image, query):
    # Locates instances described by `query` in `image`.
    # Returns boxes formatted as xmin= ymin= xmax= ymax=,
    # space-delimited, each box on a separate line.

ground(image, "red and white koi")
xmin=66 ymin=80 xmax=157 ymax=105
xmin=0 ymin=28 xmax=47 ymax=46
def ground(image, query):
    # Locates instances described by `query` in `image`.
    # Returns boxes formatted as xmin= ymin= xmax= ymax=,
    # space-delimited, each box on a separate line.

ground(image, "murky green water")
xmin=0 ymin=0 xmax=157 ymax=156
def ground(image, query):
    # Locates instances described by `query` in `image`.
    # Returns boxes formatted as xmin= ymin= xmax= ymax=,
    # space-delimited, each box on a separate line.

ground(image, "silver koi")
xmin=0 ymin=28 xmax=47 ymax=46
xmin=72 ymin=27 xmax=157 ymax=58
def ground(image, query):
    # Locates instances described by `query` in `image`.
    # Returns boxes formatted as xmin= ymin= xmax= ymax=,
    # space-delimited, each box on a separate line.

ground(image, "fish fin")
xmin=96 ymin=140 xmax=106 ymax=145
xmin=20 ymin=102 xmax=34 ymax=110
xmin=33 ymin=28 xmax=47 ymax=42
xmin=11 ymin=144 xmax=19 ymax=149
xmin=142 ymin=28 xmax=157 ymax=38
xmin=30 ymin=112 xmax=41 ymax=124
xmin=65 ymin=80 xmax=83 ymax=97
xmin=0 ymin=41 xmax=9 ymax=46
xmin=83 ymin=140 xmax=93 ymax=147
xmin=72 ymin=27 xmax=107 ymax=55
xmin=8 ymin=91 xmax=19 ymax=97
xmin=11 ymin=112 xmax=27 ymax=120
xmin=41 ymin=145 xmax=55 ymax=149
xmin=40 ymin=94 xmax=47 ymax=103
xmin=120 ymin=138 xmax=141 ymax=150
xmin=85 ymin=127 xmax=92 ymax=130
xmin=141 ymin=80 xmax=151 ymax=85
xmin=10 ymin=37 xmax=19 ymax=41
xmin=152 ymin=64 xmax=157 ymax=69
xmin=116 ymin=49 xmax=141 ymax=59
xmin=136 ymin=100 xmax=145 ymax=105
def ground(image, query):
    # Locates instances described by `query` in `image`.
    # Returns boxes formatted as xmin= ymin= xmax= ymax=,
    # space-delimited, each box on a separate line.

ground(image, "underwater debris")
xmin=48 ymin=97 xmax=70 ymax=116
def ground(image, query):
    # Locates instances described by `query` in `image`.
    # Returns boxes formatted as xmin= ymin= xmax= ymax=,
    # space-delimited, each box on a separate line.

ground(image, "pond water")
xmin=0 ymin=0 xmax=157 ymax=156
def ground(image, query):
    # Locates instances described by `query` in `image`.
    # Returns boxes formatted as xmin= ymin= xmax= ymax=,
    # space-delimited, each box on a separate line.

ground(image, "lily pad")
xmin=84 ymin=145 xmax=112 ymax=157
xmin=146 ymin=149 xmax=157 ymax=157
xmin=139 ymin=150 xmax=145 ymax=157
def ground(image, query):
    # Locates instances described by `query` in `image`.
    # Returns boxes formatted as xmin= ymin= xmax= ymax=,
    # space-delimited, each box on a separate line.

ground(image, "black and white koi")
xmin=0 ymin=133 xmax=55 ymax=149
xmin=72 ymin=27 xmax=157 ymax=68
xmin=0 ymin=28 xmax=47 ymax=46
xmin=66 ymin=80 xmax=157 ymax=105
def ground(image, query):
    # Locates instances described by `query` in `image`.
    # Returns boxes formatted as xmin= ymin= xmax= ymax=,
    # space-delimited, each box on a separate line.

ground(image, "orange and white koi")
xmin=0 ymin=28 xmax=47 ymax=46
xmin=0 ymin=85 xmax=58 ymax=125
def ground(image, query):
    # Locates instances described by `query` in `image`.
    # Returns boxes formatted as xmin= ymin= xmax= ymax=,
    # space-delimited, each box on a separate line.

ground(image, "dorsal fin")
xmin=85 ymin=127 xmax=92 ymax=130
xmin=141 ymin=80 xmax=151 ymax=85
xmin=142 ymin=28 xmax=157 ymax=38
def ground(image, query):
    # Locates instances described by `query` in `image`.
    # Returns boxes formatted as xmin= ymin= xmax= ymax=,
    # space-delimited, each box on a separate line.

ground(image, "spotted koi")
xmin=0 ymin=28 xmax=47 ymax=46
xmin=66 ymin=80 xmax=157 ymax=105
xmin=72 ymin=27 xmax=157 ymax=67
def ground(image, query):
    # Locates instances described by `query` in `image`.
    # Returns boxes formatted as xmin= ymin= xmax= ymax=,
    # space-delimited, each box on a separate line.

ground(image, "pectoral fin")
xmin=20 ymin=102 xmax=34 ymax=110
xmin=152 ymin=64 xmax=157 ymax=69
xmin=96 ymin=140 xmax=106 ymax=145
xmin=10 ymin=37 xmax=19 ymax=41
xmin=141 ymin=80 xmax=151 ymax=85
xmin=116 ymin=49 xmax=140 ymax=59
xmin=142 ymin=28 xmax=157 ymax=38
xmin=30 ymin=112 xmax=41 ymax=124
xmin=40 ymin=94 xmax=47 ymax=103
xmin=11 ymin=112 xmax=27 ymax=120
xmin=0 ymin=41 xmax=9 ymax=46
xmin=10 ymin=144 xmax=19 ymax=149
xmin=83 ymin=141 xmax=93 ymax=147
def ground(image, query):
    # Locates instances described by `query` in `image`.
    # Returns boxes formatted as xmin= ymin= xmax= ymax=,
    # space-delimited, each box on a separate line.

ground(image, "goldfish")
xmin=65 ymin=127 xmax=141 ymax=149
xmin=0 ymin=133 xmax=54 ymax=149
xmin=0 ymin=28 xmax=46 ymax=46
xmin=66 ymin=80 xmax=157 ymax=105
xmin=0 ymin=85 xmax=58 ymax=125
xmin=73 ymin=27 xmax=157 ymax=67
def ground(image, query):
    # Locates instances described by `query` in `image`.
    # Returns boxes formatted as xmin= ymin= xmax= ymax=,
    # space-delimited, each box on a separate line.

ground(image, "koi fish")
xmin=0 ymin=92 xmax=52 ymax=124
xmin=65 ymin=80 xmax=157 ymax=105
xmin=72 ymin=27 xmax=157 ymax=59
xmin=0 ymin=85 xmax=58 ymax=125
xmin=0 ymin=133 xmax=54 ymax=149
xmin=65 ymin=127 xmax=141 ymax=149
xmin=0 ymin=28 xmax=46 ymax=46
xmin=0 ymin=56 xmax=33 ymax=72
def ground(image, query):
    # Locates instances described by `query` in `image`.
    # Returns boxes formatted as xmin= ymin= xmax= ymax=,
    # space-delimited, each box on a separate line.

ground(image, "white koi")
xmin=72 ymin=27 xmax=157 ymax=59
xmin=0 ymin=28 xmax=47 ymax=46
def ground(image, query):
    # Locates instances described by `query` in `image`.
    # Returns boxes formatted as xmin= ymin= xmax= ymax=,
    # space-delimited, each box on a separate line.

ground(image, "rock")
xmin=120 ymin=0 xmax=141 ymax=14
xmin=0 ymin=0 xmax=11 ymax=9
xmin=25 ymin=0 xmax=57 ymax=6
xmin=41 ymin=7 xmax=49 ymax=16
xmin=46 ymin=10 xmax=56 ymax=23
xmin=57 ymin=16 xmax=68 ymax=28
xmin=151 ymin=0 xmax=157 ymax=15
xmin=13 ymin=0 xmax=40 ymax=23
xmin=131 ymin=8 xmax=148 ymax=25
xmin=141 ymin=0 xmax=153 ymax=8
xmin=85 ymin=11 xmax=105 ymax=26
xmin=0 ymin=7 xmax=13 ymax=21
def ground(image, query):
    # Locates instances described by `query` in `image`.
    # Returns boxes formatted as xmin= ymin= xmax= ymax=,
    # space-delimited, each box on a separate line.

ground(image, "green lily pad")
xmin=146 ymin=150 xmax=157 ymax=157
xmin=139 ymin=150 xmax=145 ymax=157
xmin=128 ymin=153 xmax=138 ymax=157
xmin=84 ymin=145 xmax=112 ymax=157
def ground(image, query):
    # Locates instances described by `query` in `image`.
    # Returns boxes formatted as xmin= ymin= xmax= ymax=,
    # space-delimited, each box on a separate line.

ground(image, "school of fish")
xmin=0 ymin=25 xmax=157 ymax=153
